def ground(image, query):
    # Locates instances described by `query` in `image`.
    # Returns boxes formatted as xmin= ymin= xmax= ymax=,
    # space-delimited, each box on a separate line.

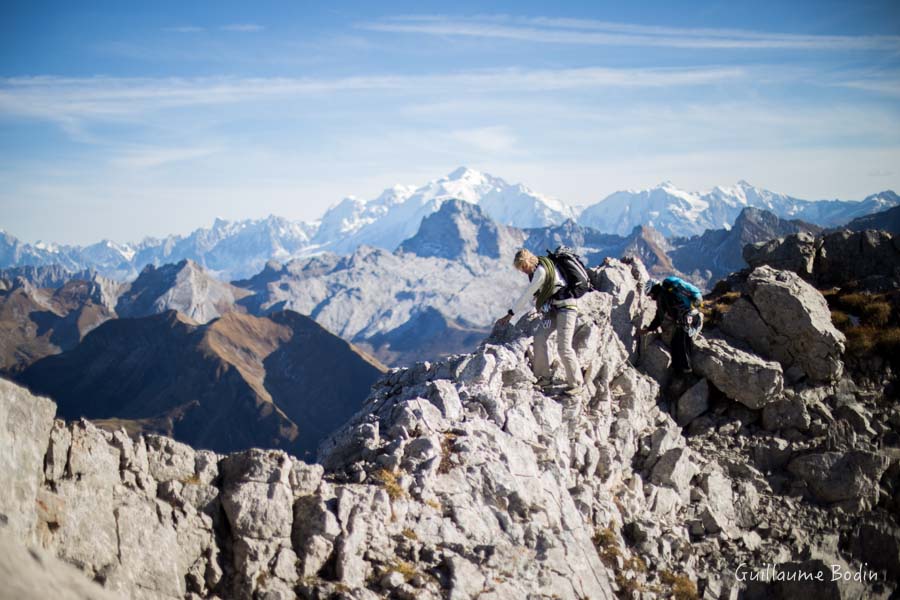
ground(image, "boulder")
xmin=720 ymin=266 xmax=845 ymax=383
xmin=220 ymin=449 xmax=294 ymax=540
xmin=677 ymin=379 xmax=710 ymax=426
xmin=816 ymin=229 xmax=900 ymax=290
xmin=762 ymin=397 xmax=811 ymax=432
xmin=651 ymin=448 xmax=699 ymax=500
xmin=693 ymin=338 xmax=784 ymax=409
xmin=787 ymin=451 xmax=890 ymax=509
xmin=846 ymin=520 xmax=900 ymax=581
xmin=594 ymin=257 xmax=652 ymax=360
xmin=752 ymin=438 xmax=793 ymax=472
xmin=639 ymin=339 xmax=672 ymax=390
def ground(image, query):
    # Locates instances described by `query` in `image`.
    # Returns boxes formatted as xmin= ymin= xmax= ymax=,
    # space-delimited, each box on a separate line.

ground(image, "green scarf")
xmin=534 ymin=256 xmax=557 ymax=309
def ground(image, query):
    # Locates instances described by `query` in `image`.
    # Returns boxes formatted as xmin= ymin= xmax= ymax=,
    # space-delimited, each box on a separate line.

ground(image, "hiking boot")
xmin=534 ymin=376 xmax=557 ymax=389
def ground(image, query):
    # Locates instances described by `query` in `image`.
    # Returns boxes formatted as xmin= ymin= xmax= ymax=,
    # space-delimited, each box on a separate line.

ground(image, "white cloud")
xmin=0 ymin=67 xmax=744 ymax=128
xmin=163 ymin=26 xmax=205 ymax=33
xmin=110 ymin=146 xmax=220 ymax=169
xmin=220 ymin=24 xmax=264 ymax=32
xmin=362 ymin=15 xmax=900 ymax=51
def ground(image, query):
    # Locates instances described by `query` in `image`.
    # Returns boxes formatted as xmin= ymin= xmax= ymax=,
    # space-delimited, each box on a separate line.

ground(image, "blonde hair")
xmin=513 ymin=249 xmax=538 ymax=271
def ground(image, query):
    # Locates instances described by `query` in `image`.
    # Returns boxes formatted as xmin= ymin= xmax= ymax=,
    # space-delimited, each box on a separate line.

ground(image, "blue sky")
xmin=2 ymin=0 xmax=899 ymax=244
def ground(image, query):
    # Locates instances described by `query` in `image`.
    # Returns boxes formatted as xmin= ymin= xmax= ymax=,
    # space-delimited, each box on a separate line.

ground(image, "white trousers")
xmin=533 ymin=307 xmax=583 ymax=387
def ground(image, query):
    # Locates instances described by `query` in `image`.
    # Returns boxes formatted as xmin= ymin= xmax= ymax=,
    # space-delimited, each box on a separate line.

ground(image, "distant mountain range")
xmin=18 ymin=309 xmax=385 ymax=458
xmin=2 ymin=168 xmax=896 ymax=280
xmin=5 ymin=196 xmax=898 ymax=371
xmin=5 ymin=191 xmax=899 ymax=462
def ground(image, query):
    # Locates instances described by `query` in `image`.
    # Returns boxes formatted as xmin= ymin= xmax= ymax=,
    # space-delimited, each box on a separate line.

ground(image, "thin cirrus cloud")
xmin=0 ymin=66 xmax=744 ymax=126
xmin=220 ymin=24 xmax=265 ymax=32
xmin=162 ymin=26 xmax=205 ymax=34
xmin=361 ymin=15 xmax=900 ymax=51
xmin=110 ymin=145 xmax=221 ymax=169
xmin=161 ymin=24 xmax=264 ymax=33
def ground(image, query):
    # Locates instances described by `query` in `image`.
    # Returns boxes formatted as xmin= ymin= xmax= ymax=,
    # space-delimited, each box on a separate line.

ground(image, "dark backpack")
xmin=547 ymin=246 xmax=594 ymax=299
xmin=662 ymin=276 xmax=703 ymax=311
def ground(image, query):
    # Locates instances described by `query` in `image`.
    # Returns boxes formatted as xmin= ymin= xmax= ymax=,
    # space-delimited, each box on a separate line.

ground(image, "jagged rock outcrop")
xmin=720 ymin=266 xmax=846 ymax=383
xmin=396 ymin=199 xmax=525 ymax=265
xmin=1 ymin=259 xmax=897 ymax=600
xmin=745 ymin=229 xmax=900 ymax=290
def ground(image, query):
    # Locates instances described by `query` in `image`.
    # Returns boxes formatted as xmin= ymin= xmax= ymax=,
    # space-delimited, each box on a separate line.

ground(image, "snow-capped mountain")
xmin=2 ymin=172 xmax=897 ymax=282
xmin=133 ymin=215 xmax=319 ymax=280
xmin=318 ymin=167 xmax=576 ymax=254
xmin=580 ymin=181 xmax=899 ymax=238
xmin=311 ymin=185 xmax=416 ymax=248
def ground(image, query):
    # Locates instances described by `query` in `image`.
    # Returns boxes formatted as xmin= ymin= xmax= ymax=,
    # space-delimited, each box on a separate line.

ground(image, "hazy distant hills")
xmin=2 ymin=168 xmax=895 ymax=281
xmin=18 ymin=309 xmax=385 ymax=458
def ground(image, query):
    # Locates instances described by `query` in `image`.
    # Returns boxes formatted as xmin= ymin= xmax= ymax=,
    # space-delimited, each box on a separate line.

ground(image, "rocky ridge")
xmin=745 ymin=228 xmax=900 ymax=291
xmin=1 ymin=259 xmax=898 ymax=599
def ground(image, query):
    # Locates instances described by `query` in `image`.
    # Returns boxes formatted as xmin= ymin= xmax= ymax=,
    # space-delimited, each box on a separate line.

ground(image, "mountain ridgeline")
xmin=3 ymin=194 xmax=898 ymax=377
xmin=2 ymin=168 xmax=896 ymax=280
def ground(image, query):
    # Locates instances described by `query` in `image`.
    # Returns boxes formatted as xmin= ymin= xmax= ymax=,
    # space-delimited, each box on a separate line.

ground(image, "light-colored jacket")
xmin=509 ymin=264 xmax=576 ymax=316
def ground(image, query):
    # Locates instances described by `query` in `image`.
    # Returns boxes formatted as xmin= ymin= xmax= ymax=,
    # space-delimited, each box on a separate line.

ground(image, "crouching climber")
xmin=496 ymin=248 xmax=584 ymax=396
xmin=639 ymin=277 xmax=704 ymax=376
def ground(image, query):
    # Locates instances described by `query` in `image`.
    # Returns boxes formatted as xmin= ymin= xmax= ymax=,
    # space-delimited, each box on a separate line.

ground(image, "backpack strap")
xmin=534 ymin=256 xmax=558 ymax=309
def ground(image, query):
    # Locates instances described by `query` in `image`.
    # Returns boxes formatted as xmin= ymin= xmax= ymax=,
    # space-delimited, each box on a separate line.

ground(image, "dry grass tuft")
xmin=437 ymin=433 xmax=458 ymax=474
xmin=373 ymin=469 xmax=406 ymax=500
xmin=830 ymin=310 xmax=851 ymax=330
xmin=592 ymin=527 xmax=622 ymax=568
xmin=862 ymin=302 xmax=892 ymax=327
xmin=660 ymin=570 xmax=699 ymax=600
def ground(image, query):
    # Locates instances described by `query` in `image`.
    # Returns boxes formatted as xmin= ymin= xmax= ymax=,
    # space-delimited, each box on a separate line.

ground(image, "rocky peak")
xmin=396 ymin=198 xmax=525 ymax=265
xmin=1 ymin=259 xmax=897 ymax=599
xmin=115 ymin=258 xmax=249 ymax=324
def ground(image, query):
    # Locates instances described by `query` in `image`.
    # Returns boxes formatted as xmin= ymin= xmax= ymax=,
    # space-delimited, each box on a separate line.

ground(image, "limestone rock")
xmin=0 ymin=378 xmax=56 ymax=545
xmin=0 ymin=532 xmax=120 ymax=600
xmin=220 ymin=449 xmax=294 ymax=540
xmin=694 ymin=337 xmax=784 ymax=409
xmin=651 ymin=447 xmax=698 ymax=500
xmin=762 ymin=397 xmax=811 ymax=432
xmin=787 ymin=451 xmax=890 ymax=509
xmin=720 ymin=266 xmax=845 ymax=383
xmin=677 ymin=379 xmax=710 ymax=426
xmin=744 ymin=231 xmax=818 ymax=280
